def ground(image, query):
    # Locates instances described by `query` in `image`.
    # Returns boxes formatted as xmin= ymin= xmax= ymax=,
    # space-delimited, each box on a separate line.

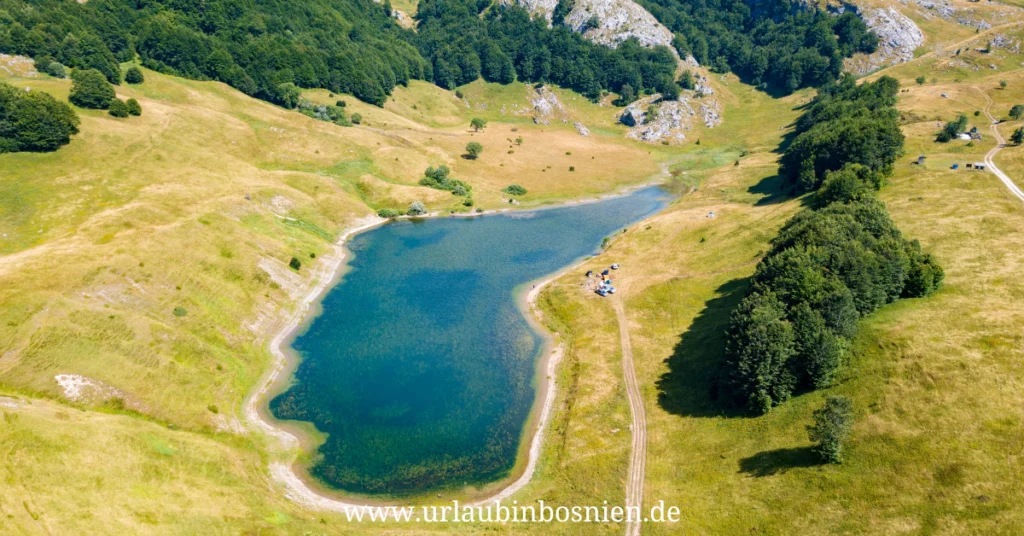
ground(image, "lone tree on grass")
xmin=351 ymin=113 xmax=362 ymax=124
xmin=1010 ymin=104 xmax=1024 ymax=121
xmin=915 ymin=75 xmax=926 ymax=85
xmin=1000 ymin=80 xmax=1008 ymax=89
xmin=470 ymin=117 xmax=487 ymax=131
xmin=69 ymin=69 xmax=115 ymax=109
xmin=465 ymin=141 xmax=483 ymax=160
xmin=807 ymin=396 xmax=854 ymax=464
xmin=1011 ymin=127 xmax=1024 ymax=146
xmin=289 ymin=257 xmax=302 ymax=270
xmin=515 ymin=136 xmax=523 ymax=146
xmin=125 ymin=67 xmax=144 ymax=85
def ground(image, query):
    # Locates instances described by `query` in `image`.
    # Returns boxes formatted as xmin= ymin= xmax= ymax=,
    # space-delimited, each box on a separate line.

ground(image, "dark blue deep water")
xmin=270 ymin=186 xmax=671 ymax=495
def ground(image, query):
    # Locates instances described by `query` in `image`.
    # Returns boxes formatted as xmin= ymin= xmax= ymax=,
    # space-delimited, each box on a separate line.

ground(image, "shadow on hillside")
xmin=656 ymin=277 xmax=749 ymax=419
xmin=738 ymin=447 xmax=820 ymax=477
xmin=747 ymin=174 xmax=790 ymax=206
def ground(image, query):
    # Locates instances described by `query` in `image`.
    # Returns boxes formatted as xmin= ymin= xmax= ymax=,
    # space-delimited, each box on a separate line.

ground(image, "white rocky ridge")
xmin=621 ymin=95 xmax=696 ymax=145
xmin=501 ymin=0 xmax=675 ymax=52
xmin=845 ymin=7 xmax=925 ymax=75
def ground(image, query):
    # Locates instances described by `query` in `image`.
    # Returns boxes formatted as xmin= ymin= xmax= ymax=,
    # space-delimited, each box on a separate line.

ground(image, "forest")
xmin=0 ymin=0 xmax=879 ymax=109
xmin=0 ymin=0 xmax=426 ymax=106
xmin=411 ymin=0 xmax=679 ymax=100
xmin=639 ymin=0 xmax=878 ymax=92
xmin=719 ymin=76 xmax=943 ymax=414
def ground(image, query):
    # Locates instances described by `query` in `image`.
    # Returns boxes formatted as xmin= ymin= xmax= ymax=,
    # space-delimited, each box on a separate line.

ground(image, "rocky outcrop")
xmin=845 ymin=8 xmax=924 ymax=75
xmin=501 ymin=0 xmax=675 ymax=52
xmin=621 ymin=96 xmax=695 ymax=145
xmin=700 ymin=99 xmax=722 ymax=128
xmin=526 ymin=85 xmax=593 ymax=134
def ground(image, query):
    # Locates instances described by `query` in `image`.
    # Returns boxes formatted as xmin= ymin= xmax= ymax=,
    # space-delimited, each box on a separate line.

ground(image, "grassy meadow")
xmin=530 ymin=40 xmax=1024 ymax=536
xmin=1 ymin=6 xmax=1024 ymax=530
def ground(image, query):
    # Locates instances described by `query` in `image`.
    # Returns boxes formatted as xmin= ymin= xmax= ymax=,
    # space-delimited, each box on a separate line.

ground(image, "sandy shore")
xmin=244 ymin=178 xmax=670 ymax=512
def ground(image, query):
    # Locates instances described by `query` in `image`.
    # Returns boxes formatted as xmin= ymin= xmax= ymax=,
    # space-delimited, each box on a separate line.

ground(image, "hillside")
xmin=2 ymin=0 xmax=1024 ymax=532
xmin=0 ymin=57 xmax=693 ymax=533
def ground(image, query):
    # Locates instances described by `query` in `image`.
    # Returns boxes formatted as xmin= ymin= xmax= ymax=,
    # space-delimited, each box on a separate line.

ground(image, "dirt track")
xmin=613 ymin=297 xmax=647 ymax=536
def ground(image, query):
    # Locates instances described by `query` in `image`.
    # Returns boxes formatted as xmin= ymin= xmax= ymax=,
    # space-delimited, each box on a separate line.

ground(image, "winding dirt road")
xmin=978 ymin=88 xmax=1024 ymax=203
xmin=612 ymin=296 xmax=647 ymax=536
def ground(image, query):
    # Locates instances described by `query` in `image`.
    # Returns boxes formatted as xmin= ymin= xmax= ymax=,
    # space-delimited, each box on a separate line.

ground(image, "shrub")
xmin=936 ymin=114 xmax=968 ymax=142
xmin=465 ymin=141 xmax=483 ymax=159
xmin=807 ymin=396 xmax=854 ymax=464
xmin=419 ymin=165 xmax=471 ymax=195
xmin=108 ymin=99 xmax=130 ymax=117
xmin=1010 ymin=104 xmax=1024 ymax=121
xmin=377 ymin=208 xmax=401 ymax=218
xmin=126 ymin=98 xmax=142 ymax=116
xmin=43 ymin=61 xmax=66 ymax=79
xmin=679 ymin=70 xmax=696 ymax=90
xmin=207 ymin=404 xmax=219 ymax=414
xmin=297 ymin=99 xmax=349 ymax=125
xmin=276 ymin=82 xmax=302 ymax=109
xmin=172 ymin=307 xmax=187 ymax=317
xmin=69 ymin=69 xmax=115 ymax=109
xmin=351 ymin=113 xmax=362 ymax=124
xmin=915 ymin=75 xmax=925 ymax=85
xmin=125 ymin=67 xmax=144 ymax=84
xmin=0 ymin=83 xmax=80 ymax=153
xmin=336 ymin=100 xmax=347 ymax=107
xmin=1012 ymin=127 xmax=1024 ymax=146
xmin=289 ymin=257 xmax=302 ymax=270
xmin=407 ymin=201 xmax=427 ymax=216
xmin=502 ymin=184 xmax=527 ymax=196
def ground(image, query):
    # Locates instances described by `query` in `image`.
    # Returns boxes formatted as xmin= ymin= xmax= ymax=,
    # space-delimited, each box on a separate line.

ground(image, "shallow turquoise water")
xmin=270 ymin=186 xmax=671 ymax=495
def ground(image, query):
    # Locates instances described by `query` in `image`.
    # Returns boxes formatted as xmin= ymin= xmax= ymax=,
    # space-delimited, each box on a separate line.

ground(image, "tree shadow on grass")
xmin=747 ymin=174 xmax=791 ymax=206
xmin=656 ymin=277 xmax=749 ymax=419
xmin=738 ymin=446 xmax=820 ymax=477
xmin=747 ymin=172 xmax=816 ymax=209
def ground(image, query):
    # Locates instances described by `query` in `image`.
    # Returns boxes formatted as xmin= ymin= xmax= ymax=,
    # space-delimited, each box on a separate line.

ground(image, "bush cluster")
xmin=297 ymin=98 xmax=351 ymax=126
xmin=502 ymin=184 xmax=527 ymax=196
xmin=419 ymin=165 xmax=472 ymax=198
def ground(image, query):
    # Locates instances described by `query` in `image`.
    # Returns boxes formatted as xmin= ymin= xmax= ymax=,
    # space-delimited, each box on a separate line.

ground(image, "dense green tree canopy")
xmin=68 ymin=68 xmax=115 ymax=109
xmin=0 ymin=82 xmax=80 ymax=152
xmin=780 ymin=75 xmax=904 ymax=192
xmin=720 ymin=75 xmax=942 ymax=414
xmin=412 ymin=0 xmax=679 ymax=101
xmin=0 ymin=0 xmax=426 ymax=106
xmin=125 ymin=66 xmax=144 ymax=84
xmin=639 ymin=0 xmax=876 ymax=93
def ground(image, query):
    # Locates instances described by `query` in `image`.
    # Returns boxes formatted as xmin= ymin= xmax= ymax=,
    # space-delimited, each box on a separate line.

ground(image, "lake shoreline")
xmin=244 ymin=178 xmax=670 ymax=511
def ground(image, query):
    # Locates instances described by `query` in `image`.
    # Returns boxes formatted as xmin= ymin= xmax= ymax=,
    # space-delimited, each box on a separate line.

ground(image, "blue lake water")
xmin=270 ymin=186 xmax=671 ymax=495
